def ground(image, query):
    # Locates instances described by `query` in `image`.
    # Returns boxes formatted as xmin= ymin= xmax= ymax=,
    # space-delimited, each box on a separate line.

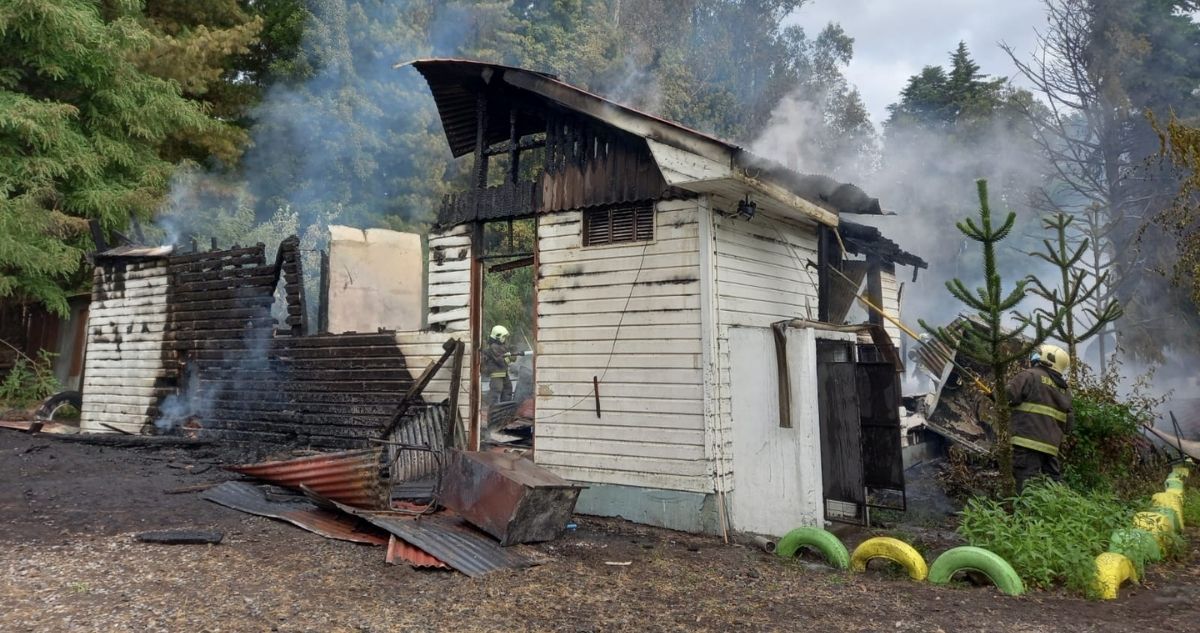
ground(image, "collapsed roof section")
xmin=405 ymin=58 xmax=889 ymax=229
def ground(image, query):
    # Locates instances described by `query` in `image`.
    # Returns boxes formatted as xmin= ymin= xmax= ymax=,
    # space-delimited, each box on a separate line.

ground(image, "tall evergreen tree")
xmin=921 ymin=180 xmax=1064 ymax=498
xmin=0 ymin=0 xmax=237 ymax=315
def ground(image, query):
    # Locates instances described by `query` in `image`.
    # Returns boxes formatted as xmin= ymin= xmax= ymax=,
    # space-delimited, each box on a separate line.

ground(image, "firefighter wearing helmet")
xmin=1006 ymin=343 xmax=1074 ymax=491
xmin=482 ymin=325 xmax=514 ymax=408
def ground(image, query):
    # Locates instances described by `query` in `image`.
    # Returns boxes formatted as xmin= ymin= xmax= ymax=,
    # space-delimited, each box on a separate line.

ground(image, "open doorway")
xmin=476 ymin=218 xmax=537 ymax=450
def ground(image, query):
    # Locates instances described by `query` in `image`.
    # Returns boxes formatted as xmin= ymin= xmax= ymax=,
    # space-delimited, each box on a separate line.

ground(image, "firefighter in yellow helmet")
xmin=482 ymin=325 xmax=514 ymax=408
xmin=1006 ymin=343 xmax=1074 ymax=491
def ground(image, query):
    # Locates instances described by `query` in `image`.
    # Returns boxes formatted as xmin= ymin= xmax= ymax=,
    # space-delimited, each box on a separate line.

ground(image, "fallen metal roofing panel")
xmin=386 ymin=404 xmax=449 ymax=484
xmin=227 ymin=448 xmax=388 ymax=509
xmin=331 ymin=500 xmax=537 ymax=578
xmin=386 ymin=535 xmax=448 ymax=569
xmin=202 ymin=481 xmax=387 ymax=545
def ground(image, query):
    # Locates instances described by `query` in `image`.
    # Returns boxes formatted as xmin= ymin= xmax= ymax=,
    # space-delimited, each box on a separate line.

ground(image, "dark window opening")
xmin=583 ymin=204 xmax=654 ymax=246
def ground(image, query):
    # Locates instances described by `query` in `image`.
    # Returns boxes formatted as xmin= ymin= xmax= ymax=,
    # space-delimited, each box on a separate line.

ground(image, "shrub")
xmin=0 ymin=350 xmax=60 ymax=407
xmin=957 ymin=481 xmax=1133 ymax=595
xmin=1062 ymin=362 xmax=1166 ymax=499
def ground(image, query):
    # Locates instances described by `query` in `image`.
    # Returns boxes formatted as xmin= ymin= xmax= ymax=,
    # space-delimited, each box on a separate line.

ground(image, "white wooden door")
xmin=729 ymin=327 xmax=824 ymax=536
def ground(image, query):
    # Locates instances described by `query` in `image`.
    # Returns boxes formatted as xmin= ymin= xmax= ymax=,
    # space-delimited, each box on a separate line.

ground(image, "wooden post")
xmin=866 ymin=255 xmax=883 ymax=327
xmin=473 ymin=94 xmax=489 ymax=190
xmin=318 ymin=250 xmax=330 ymax=334
xmin=445 ymin=340 xmax=465 ymax=450
xmin=508 ymin=108 xmax=521 ymax=184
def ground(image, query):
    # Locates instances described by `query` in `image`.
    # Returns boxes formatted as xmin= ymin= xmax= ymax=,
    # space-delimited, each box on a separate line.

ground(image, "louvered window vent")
xmin=582 ymin=204 xmax=654 ymax=246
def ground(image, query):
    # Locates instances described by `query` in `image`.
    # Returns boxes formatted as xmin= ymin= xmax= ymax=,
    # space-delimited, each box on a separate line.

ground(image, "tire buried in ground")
xmin=927 ymin=546 xmax=1024 ymax=596
xmin=849 ymin=537 xmax=928 ymax=581
xmin=774 ymin=527 xmax=850 ymax=570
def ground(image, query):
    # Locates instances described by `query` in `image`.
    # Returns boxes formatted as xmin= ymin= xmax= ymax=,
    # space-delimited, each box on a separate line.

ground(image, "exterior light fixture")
xmin=737 ymin=196 xmax=757 ymax=221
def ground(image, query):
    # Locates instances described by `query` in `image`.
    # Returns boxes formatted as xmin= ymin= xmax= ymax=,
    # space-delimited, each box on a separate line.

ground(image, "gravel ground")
xmin=2 ymin=431 xmax=1199 ymax=632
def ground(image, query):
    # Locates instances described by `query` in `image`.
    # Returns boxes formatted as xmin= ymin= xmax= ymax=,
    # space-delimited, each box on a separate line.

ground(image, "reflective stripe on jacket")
xmin=1006 ymin=365 xmax=1073 ymax=456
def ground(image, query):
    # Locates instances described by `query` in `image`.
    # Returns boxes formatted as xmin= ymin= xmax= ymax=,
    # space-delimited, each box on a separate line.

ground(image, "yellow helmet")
xmin=490 ymin=325 xmax=510 ymax=342
xmin=1032 ymin=343 xmax=1069 ymax=375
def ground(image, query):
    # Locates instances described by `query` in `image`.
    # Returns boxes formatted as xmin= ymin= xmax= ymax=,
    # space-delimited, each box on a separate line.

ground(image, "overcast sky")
xmin=786 ymin=0 xmax=1047 ymax=123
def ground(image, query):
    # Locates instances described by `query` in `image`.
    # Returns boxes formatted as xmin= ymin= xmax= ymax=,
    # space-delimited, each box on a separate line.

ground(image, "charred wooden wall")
xmin=82 ymin=240 xmax=417 ymax=449
xmin=162 ymin=240 xmax=415 ymax=449
xmin=435 ymin=110 xmax=681 ymax=227
xmin=81 ymin=258 xmax=171 ymax=433
xmin=541 ymin=111 xmax=674 ymax=213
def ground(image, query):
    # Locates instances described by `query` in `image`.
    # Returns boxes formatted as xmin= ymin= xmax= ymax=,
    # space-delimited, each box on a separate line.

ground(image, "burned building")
xmin=71 ymin=58 xmax=927 ymax=538
xmin=408 ymin=59 xmax=927 ymax=535
xmin=81 ymin=238 xmax=467 ymax=448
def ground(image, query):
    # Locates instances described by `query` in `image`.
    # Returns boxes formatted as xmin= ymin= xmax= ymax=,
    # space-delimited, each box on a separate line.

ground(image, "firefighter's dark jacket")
xmin=1006 ymin=365 xmax=1074 ymax=456
xmin=481 ymin=338 xmax=510 ymax=378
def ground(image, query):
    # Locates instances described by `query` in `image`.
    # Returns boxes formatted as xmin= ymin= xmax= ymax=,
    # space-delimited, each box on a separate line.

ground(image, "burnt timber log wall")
xmin=163 ymin=241 xmax=414 ymax=449
xmin=82 ymin=240 xmax=422 ymax=449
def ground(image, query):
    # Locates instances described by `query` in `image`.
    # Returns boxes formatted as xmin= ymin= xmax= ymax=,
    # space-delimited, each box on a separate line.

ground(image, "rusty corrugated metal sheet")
xmin=331 ymin=500 xmax=537 ymax=578
xmin=386 ymin=404 xmax=449 ymax=484
xmin=202 ymin=481 xmax=387 ymax=545
xmin=227 ymin=448 xmax=388 ymax=509
xmin=386 ymin=535 xmax=448 ymax=569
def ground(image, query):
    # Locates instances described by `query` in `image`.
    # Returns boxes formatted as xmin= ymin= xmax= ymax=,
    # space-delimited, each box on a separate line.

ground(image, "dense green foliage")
xmin=0 ymin=0 xmax=238 ymax=315
xmin=958 ymin=481 xmax=1133 ymax=594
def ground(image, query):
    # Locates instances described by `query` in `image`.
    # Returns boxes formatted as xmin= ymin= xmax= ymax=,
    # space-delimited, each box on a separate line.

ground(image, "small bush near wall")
xmin=0 ymin=350 xmax=59 ymax=409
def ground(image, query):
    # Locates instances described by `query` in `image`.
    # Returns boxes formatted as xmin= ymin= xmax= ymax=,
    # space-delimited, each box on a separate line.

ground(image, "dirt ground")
xmin=2 ymin=431 xmax=1199 ymax=633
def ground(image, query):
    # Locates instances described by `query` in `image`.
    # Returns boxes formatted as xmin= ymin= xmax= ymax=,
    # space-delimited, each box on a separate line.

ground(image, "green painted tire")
xmin=927 ymin=546 xmax=1025 ymax=596
xmin=1166 ymin=479 xmax=1184 ymax=492
xmin=1108 ymin=528 xmax=1163 ymax=576
xmin=775 ymin=527 xmax=851 ymax=570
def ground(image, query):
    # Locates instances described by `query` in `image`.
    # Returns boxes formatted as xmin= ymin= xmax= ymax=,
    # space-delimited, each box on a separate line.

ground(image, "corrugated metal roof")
xmin=386 ymin=535 xmax=448 ymax=569
xmin=202 ymin=481 xmax=388 ymax=545
xmin=227 ymin=449 xmax=388 ymax=509
xmin=331 ymin=501 xmax=537 ymax=578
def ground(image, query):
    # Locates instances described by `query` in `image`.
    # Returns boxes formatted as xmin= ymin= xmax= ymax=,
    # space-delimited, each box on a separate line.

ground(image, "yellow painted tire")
xmin=1172 ymin=465 xmax=1190 ymax=480
xmin=1152 ymin=493 xmax=1184 ymax=529
xmin=1093 ymin=552 xmax=1138 ymax=600
xmin=1133 ymin=511 xmax=1173 ymax=548
xmin=850 ymin=537 xmax=928 ymax=581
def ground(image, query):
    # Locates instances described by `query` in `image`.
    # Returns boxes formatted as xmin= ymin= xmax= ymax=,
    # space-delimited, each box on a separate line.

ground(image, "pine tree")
xmin=1027 ymin=212 xmax=1123 ymax=382
xmin=0 ymin=0 xmax=236 ymax=315
xmin=133 ymin=0 xmax=264 ymax=164
xmin=920 ymin=180 xmax=1065 ymax=498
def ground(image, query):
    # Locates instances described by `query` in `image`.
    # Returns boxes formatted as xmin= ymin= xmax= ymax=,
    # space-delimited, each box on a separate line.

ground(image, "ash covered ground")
xmin=2 ymin=431 xmax=1198 ymax=633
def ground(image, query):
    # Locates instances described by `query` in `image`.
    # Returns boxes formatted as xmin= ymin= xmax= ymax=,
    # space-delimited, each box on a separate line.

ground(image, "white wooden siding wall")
xmin=427 ymin=225 xmax=470 ymax=332
xmin=711 ymin=208 xmax=821 ymax=492
xmin=880 ymin=268 xmax=902 ymax=344
xmin=80 ymin=261 xmax=170 ymax=433
xmin=534 ymin=199 xmax=709 ymax=493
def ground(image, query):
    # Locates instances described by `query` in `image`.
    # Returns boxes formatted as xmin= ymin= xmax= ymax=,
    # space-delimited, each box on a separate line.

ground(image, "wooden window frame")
xmin=582 ymin=204 xmax=655 ymax=247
